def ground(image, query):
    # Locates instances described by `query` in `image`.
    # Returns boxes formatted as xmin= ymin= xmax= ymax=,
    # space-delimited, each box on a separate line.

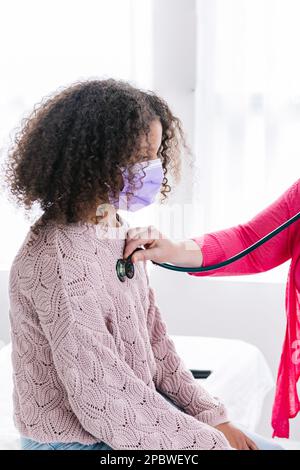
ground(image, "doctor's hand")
xmin=215 ymin=423 xmax=259 ymax=451
xmin=123 ymin=225 xmax=203 ymax=267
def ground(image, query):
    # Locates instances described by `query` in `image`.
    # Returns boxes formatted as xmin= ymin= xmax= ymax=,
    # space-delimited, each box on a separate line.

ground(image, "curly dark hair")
xmin=5 ymin=79 xmax=186 ymax=229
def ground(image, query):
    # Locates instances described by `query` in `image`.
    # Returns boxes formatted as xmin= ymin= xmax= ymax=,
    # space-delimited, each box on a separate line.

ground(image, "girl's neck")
xmin=86 ymin=204 xmax=122 ymax=228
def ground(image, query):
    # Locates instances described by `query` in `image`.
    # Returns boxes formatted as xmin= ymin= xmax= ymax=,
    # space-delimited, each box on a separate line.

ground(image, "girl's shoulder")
xmin=9 ymin=216 xmax=133 ymax=285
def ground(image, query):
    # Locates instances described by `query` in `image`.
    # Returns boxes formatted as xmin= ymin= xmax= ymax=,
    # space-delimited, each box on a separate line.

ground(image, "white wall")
xmin=152 ymin=0 xmax=197 ymax=207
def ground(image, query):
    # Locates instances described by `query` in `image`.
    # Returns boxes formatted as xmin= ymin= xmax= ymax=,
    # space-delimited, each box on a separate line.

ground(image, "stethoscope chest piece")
xmin=116 ymin=259 xmax=127 ymax=282
xmin=116 ymin=258 xmax=135 ymax=282
xmin=116 ymin=248 xmax=143 ymax=282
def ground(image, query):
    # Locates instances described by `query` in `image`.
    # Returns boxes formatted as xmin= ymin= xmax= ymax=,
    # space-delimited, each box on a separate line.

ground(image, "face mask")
xmin=112 ymin=159 xmax=164 ymax=212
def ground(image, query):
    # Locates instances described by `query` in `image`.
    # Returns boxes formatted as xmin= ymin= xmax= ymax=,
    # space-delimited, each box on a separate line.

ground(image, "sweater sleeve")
xmin=146 ymin=285 xmax=229 ymax=428
xmin=31 ymin=238 xmax=231 ymax=450
xmin=189 ymin=179 xmax=300 ymax=277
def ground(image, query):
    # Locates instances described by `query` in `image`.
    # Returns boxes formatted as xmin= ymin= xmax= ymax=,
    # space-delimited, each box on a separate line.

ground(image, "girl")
xmin=6 ymin=79 xmax=259 ymax=450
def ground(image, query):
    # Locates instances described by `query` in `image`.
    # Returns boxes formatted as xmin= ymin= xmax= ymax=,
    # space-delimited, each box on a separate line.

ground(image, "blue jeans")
xmin=20 ymin=392 xmax=284 ymax=450
xmin=20 ymin=437 xmax=112 ymax=450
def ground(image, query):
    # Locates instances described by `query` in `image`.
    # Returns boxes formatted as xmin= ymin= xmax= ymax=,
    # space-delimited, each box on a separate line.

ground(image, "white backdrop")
xmin=195 ymin=0 xmax=300 ymax=234
xmin=0 ymin=0 xmax=153 ymax=268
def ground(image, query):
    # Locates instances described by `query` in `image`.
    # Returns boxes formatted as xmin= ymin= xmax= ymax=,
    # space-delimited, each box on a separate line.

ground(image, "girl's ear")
xmin=95 ymin=202 xmax=112 ymax=222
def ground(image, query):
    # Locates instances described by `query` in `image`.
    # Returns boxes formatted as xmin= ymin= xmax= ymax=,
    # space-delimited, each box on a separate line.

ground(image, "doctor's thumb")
xmin=131 ymin=247 xmax=160 ymax=264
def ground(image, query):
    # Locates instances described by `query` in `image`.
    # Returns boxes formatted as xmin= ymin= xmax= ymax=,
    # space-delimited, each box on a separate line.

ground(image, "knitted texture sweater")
xmin=9 ymin=220 xmax=230 ymax=450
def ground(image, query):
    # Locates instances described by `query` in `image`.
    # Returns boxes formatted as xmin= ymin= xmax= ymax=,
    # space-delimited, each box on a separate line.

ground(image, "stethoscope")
xmin=116 ymin=210 xmax=300 ymax=282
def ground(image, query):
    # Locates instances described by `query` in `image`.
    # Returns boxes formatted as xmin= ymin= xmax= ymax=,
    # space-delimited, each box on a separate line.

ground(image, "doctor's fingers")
xmin=124 ymin=226 xmax=163 ymax=258
xmin=131 ymin=246 xmax=162 ymax=263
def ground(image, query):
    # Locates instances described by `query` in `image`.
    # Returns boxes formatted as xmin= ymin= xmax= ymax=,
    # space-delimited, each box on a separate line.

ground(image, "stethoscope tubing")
xmin=151 ymin=210 xmax=300 ymax=273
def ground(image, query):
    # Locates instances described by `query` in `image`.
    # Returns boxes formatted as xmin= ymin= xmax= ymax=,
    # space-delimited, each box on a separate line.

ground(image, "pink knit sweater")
xmin=9 ymin=220 xmax=230 ymax=450
xmin=190 ymin=179 xmax=300 ymax=438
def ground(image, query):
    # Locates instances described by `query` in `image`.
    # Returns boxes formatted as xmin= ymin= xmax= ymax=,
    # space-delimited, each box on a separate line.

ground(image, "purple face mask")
xmin=112 ymin=159 xmax=164 ymax=212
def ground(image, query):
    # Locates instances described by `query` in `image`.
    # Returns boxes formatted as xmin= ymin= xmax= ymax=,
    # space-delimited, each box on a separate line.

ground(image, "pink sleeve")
xmin=189 ymin=179 xmax=300 ymax=277
xmin=33 ymin=245 xmax=231 ymax=450
xmin=147 ymin=287 xmax=229 ymax=427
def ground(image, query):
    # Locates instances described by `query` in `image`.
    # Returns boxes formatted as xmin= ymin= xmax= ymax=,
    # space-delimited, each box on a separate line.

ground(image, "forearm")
xmin=154 ymin=239 xmax=203 ymax=268
xmin=169 ymin=239 xmax=203 ymax=267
